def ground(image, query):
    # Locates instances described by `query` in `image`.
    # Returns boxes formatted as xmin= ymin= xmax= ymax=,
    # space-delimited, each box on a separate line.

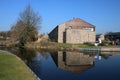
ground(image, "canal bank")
xmin=0 ymin=50 xmax=40 ymax=80
xmin=79 ymin=46 xmax=120 ymax=52
xmin=1 ymin=41 xmax=120 ymax=52
xmin=99 ymin=46 xmax=120 ymax=52
xmin=32 ymin=45 xmax=120 ymax=52
xmin=25 ymin=42 xmax=120 ymax=52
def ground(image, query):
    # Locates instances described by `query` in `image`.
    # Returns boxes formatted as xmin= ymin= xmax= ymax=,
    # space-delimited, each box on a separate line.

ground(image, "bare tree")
xmin=10 ymin=5 xmax=41 ymax=45
xmin=10 ymin=20 xmax=25 ymax=41
xmin=19 ymin=5 xmax=41 ymax=30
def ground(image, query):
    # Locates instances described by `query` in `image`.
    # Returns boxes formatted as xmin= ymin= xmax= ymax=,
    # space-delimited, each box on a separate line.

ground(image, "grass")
xmin=0 ymin=51 xmax=37 ymax=80
xmin=27 ymin=41 xmax=96 ymax=47
xmin=25 ymin=41 xmax=97 ymax=51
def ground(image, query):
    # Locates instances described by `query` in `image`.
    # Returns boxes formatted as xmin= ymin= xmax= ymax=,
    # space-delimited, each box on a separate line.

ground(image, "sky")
xmin=0 ymin=0 xmax=120 ymax=34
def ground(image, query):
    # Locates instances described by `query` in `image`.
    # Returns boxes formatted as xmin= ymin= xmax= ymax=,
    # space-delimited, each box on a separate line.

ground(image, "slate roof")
xmin=60 ymin=18 xmax=95 ymax=29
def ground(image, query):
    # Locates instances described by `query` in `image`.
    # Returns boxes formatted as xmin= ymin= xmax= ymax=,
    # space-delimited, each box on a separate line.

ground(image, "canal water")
xmin=1 ymin=47 xmax=120 ymax=80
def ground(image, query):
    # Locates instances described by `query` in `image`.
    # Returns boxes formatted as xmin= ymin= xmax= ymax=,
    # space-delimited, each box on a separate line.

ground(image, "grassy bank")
xmin=27 ymin=41 xmax=96 ymax=48
xmin=0 ymin=51 xmax=37 ymax=80
xmin=25 ymin=41 xmax=97 ymax=51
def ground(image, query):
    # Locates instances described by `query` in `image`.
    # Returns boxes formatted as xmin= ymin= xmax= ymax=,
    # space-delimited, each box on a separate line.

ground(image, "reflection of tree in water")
xmin=40 ymin=52 xmax=49 ymax=59
xmin=28 ymin=51 xmax=50 ymax=74
xmin=0 ymin=46 xmax=36 ymax=66
xmin=18 ymin=47 xmax=36 ymax=65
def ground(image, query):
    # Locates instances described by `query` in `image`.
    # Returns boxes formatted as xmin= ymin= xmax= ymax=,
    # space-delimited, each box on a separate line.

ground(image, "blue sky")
xmin=0 ymin=0 xmax=120 ymax=34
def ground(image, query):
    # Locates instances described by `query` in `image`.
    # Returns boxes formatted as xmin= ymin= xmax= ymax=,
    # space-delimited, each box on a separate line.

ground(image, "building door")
xmin=63 ymin=32 xmax=66 ymax=43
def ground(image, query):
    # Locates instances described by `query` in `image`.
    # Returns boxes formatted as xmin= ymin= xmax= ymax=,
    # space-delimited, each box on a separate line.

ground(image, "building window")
xmin=69 ymin=26 xmax=72 ymax=29
xmin=84 ymin=28 xmax=94 ymax=31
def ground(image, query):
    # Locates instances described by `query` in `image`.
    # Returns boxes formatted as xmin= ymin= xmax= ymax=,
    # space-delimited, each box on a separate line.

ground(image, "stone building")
xmin=49 ymin=18 xmax=96 ymax=44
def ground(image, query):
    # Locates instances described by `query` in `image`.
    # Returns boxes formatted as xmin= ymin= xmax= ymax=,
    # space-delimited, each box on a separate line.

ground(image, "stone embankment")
xmin=79 ymin=46 xmax=120 ymax=52
xmin=99 ymin=46 xmax=120 ymax=52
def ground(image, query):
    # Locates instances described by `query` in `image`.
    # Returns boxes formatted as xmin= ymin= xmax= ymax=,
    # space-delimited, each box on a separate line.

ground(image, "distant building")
xmin=49 ymin=18 xmax=96 ymax=44
xmin=105 ymin=32 xmax=120 ymax=45
xmin=96 ymin=34 xmax=105 ymax=41
xmin=36 ymin=34 xmax=49 ymax=42
xmin=105 ymin=32 xmax=120 ymax=41
xmin=96 ymin=34 xmax=105 ymax=43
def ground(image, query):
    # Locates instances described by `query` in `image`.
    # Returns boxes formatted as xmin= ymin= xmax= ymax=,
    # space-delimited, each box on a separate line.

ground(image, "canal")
xmin=1 ymin=47 xmax=120 ymax=80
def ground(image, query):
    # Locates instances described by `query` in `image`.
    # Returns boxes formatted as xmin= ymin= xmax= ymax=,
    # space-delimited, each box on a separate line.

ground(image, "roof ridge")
xmin=58 ymin=18 xmax=95 ymax=28
xmin=67 ymin=18 xmax=95 ymax=27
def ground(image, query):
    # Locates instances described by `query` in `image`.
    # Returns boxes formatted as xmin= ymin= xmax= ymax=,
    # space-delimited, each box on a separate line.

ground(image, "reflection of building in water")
xmin=51 ymin=51 xmax=95 ymax=74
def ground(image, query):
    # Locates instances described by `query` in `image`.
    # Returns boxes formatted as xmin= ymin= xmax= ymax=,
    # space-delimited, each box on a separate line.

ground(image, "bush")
xmin=99 ymin=41 xmax=111 ymax=46
xmin=84 ymin=42 xmax=94 ymax=46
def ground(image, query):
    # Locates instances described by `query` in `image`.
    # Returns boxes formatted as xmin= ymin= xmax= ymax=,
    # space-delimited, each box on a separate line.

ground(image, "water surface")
xmin=1 ymin=47 xmax=120 ymax=80
xmin=30 ymin=51 xmax=120 ymax=80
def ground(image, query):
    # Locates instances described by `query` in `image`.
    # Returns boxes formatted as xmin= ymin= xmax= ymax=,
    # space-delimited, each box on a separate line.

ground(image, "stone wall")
xmin=65 ymin=29 xmax=96 ymax=44
xmin=49 ymin=26 xmax=58 ymax=42
xmin=58 ymin=23 xmax=66 ymax=43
